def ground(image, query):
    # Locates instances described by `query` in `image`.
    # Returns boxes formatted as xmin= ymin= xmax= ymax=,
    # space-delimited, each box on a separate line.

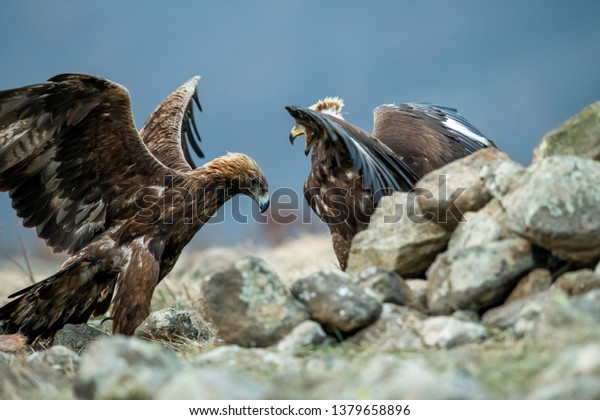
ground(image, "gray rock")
xmin=26 ymin=345 xmax=80 ymax=375
xmin=448 ymin=199 xmax=517 ymax=251
xmin=427 ymin=238 xmax=535 ymax=314
xmin=481 ymin=289 xmax=568 ymax=334
xmin=356 ymin=267 xmax=424 ymax=310
xmin=349 ymin=303 xmax=426 ymax=350
xmin=505 ymin=268 xmax=553 ymax=303
xmin=202 ymin=256 xmax=308 ymax=347
xmin=415 ymin=147 xmax=512 ymax=229
xmin=532 ymin=102 xmax=600 ymax=163
xmin=327 ymin=355 xmax=489 ymax=399
xmin=135 ymin=308 xmax=214 ymax=342
xmin=195 ymin=345 xmax=302 ymax=374
xmin=291 ymin=269 xmax=382 ymax=334
xmin=553 ymin=269 xmax=600 ymax=296
xmin=275 ymin=320 xmax=328 ymax=354
xmin=53 ymin=323 xmax=107 ymax=353
xmin=502 ymin=156 xmax=600 ymax=264
xmin=527 ymin=342 xmax=600 ymax=399
xmin=481 ymin=159 xmax=527 ymax=199
xmin=156 ymin=367 xmax=269 ymax=399
xmin=0 ymin=362 xmax=74 ymax=399
xmin=405 ymin=279 xmax=428 ymax=310
xmin=347 ymin=192 xmax=451 ymax=277
xmin=75 ymin=336 xmax=183 ymax=399
xmin=417 ymin=316 xmax=488 ymax=349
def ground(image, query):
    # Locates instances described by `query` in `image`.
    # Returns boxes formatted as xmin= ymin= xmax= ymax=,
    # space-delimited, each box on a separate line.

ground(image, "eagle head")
xmin=203 ymin=153 xmax=270 ymax=213
xmin=286 ymin=97 xmax=345 ymax=156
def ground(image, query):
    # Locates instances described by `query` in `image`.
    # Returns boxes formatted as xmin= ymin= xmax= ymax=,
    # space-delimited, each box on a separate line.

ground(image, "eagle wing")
xmin=286 ymin=106 xmax=419 ymax=202
xmin=139 ymin=76 xmax=204 ymax=171
xmin=372 ymin=103 xmax=495 ymax=174
xmin=0 ymin=73 xmax=173 ymax=254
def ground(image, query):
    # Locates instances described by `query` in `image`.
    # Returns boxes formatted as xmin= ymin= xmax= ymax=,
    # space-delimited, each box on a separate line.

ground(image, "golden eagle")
xmin=0 ymin=74 xmax=269 ymax=341
xmin=286 ymin=97 xmax=495 ymax=270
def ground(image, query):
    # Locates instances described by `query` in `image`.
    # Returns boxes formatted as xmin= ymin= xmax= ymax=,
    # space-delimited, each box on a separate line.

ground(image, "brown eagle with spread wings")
xmin=286 ymin=98 xmax=495 ymax=270
xmin=0 ymin=74 xmax=269 ymax=341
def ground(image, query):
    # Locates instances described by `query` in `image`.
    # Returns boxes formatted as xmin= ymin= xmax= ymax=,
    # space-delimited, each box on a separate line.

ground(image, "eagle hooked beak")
xmin=289 ymin=125 xmax=312 ymax=156
xmin=252 ymin=191 xmax=270 ymax=213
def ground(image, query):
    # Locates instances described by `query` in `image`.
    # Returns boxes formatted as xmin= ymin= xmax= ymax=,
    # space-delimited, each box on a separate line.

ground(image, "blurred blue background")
xmin=1 ymin=0 xmax=599 ymax=258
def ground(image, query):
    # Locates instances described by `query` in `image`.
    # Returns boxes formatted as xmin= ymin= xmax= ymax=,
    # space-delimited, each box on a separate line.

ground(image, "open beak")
xmin=289 ymin=125 xmax=305 ymax=145
xmin=253 ymin=191 xmax=270 ymax=213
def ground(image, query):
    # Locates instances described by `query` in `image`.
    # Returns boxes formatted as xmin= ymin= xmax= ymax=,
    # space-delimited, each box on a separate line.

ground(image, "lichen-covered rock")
xmin=53 ymin=324 xmax=107 ymax=353
xmin=347 ymin=192 xmax=451 ymax=277
xmin=356 ymin=267 xmax=423 ymax=310
xmin=527 ymin=342 xmax=600 ymax=399
xmin=75 ymin=336 xmax=183 ymax=399
xmin=505 ymin=268 xmax=553 ymax=304
xmin=532 ymin=102 xmax=600 ymax=163
xmin=349 ymin=303 xmax=426 ymax=351
xmin=448 ymin=198 xmax=517 ymax=251
xmin=194 ymin=345 xmax=302 ymax=375
xmin=480 ymin=159 xmax=527 ymax=199
xmin=415 ymin=147 xmax=512 ymax=229
xmin=417 ymin=316 xmax=488 ymax=349
xmin=427 ymin=238 xmax=535 ymax=314
xmin=502 ymin=156 xmax=600 ymax=265
xmin=553 ymin=269 xmax=600 ymax=296
xmin=135 ymin=308 xmax=213 ymax=343
xmin=291 ymin=269 xmax=382 ymax=334
xmin=275 ymin=320 xmax=328 ymax=354
xmin=405 ymin=279 xmax=428 ymax=310
xmin=26 ymin=345 xmax=80 ymax=375
xmin=202 ymin=256 xmax=308 ymax=347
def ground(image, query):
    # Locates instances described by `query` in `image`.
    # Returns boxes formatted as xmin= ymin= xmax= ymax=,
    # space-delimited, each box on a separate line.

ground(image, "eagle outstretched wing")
xmin=0 ymin=73 xmax=172 ymax=254
xmin=139 ymin=76 xmax=204 ymax=171
xmin=373 ymin=103 xmax=495 ymax=173
xmin=286 ymin=106 xmax=419 ymax=202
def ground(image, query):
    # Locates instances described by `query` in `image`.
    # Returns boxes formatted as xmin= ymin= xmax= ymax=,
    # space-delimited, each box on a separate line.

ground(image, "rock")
xmin=349 ymin=304 xmax=426 ymax=351
xmin=527 ymin=342 xmax=600 ymax=399
xmin=405 ymin=279 xmax=428 ymax=310
xmin=135 ymin=308 xmax=214 ymax=343
xmin=195 ymin=345 xmax=302 ymax=374
xmin=417 ymin=316 xmax=488 ymax=349
xmin=427 ymin=238 xmax=536 ymax=314
xmin=448 ymin=199 xmax=517 ymax=251
xmin=156 ymin=367 xmax=270 ymax=399
xmin=53 ymin=324 xmax=107 ymax=353
xmin=0 ymin=333 xmax=27 ymax=354
xmin=0 ymin=362 xmax=74 ymax=399
xmin=415 ymin=147 xmax=512 ymax=229
xmin=26 ymin=345 xmax=80 ymax=375
xmin=532 ymin=102 xmax=600 ymax=163
xmin=481 ymin=160 xmax=527 ymax=199
xmin=275 ymin=320 xmax=328 ymax=354
xmin=291 ymin=269 xmax=382 ymax=334
xmin=505 ymin=268 xmax=553 ymax=303
xmin=75 ymin=336 xmax=183 ymax=399
xmin=481 ymin=289 xmax=568 ymax=334
xmin=553 ymin=269 xmax=600 ymax=296
xmin=347 ymin=192 xmax=451 ymax=277
xmin=356 ymin=267 xmax=424 ymax=310
xmin=502 ymin=156 xmax=600 ymax=265
xmin=202 ymin=256 xmax=308 ymax=347
xmin=326 ymin=355 xmax=489 ymax=399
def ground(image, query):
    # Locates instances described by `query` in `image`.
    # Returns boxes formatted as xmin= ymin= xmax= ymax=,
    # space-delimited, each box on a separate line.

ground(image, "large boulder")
xmin=532 ymin=102 xmax=600 ymax=163
xmin=347 ymin=192 xmax=451 ymax=277
xmin=202 ymin=256 xmax=308 ymax=347
xmin=502 ymin=156 xmax=600 ymax=265
xmin=427 ymin=238 xmax=535 ymax=314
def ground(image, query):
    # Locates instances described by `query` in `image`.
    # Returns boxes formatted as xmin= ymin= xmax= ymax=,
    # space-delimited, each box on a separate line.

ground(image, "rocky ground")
xmin=1 ymin=102 xmax=600 ymax=400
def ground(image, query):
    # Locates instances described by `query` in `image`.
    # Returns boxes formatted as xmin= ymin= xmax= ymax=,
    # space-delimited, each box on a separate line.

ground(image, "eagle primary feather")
xmin=0 ymin=74 xmax=269 ymax=341
xmin=287 ymin=98 xmax=495 ymax=270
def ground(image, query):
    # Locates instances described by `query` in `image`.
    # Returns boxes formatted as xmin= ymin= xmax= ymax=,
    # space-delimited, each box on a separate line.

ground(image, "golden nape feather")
xmin=309 ymin=96 xmax=345 ymax=119
xmin=0 ymin=73 xmax=269 ymax=342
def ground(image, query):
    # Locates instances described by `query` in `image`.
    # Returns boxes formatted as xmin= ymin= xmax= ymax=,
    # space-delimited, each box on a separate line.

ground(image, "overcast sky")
xmin=1 ymin=0 xmax=599 ymax=256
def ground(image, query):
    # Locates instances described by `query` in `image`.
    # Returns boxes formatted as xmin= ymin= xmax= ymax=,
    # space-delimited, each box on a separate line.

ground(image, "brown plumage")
xmin=286 ymin=97 xmax=495 ymax=270
xmin=0 ymin=73 xmax=269 ymax=341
